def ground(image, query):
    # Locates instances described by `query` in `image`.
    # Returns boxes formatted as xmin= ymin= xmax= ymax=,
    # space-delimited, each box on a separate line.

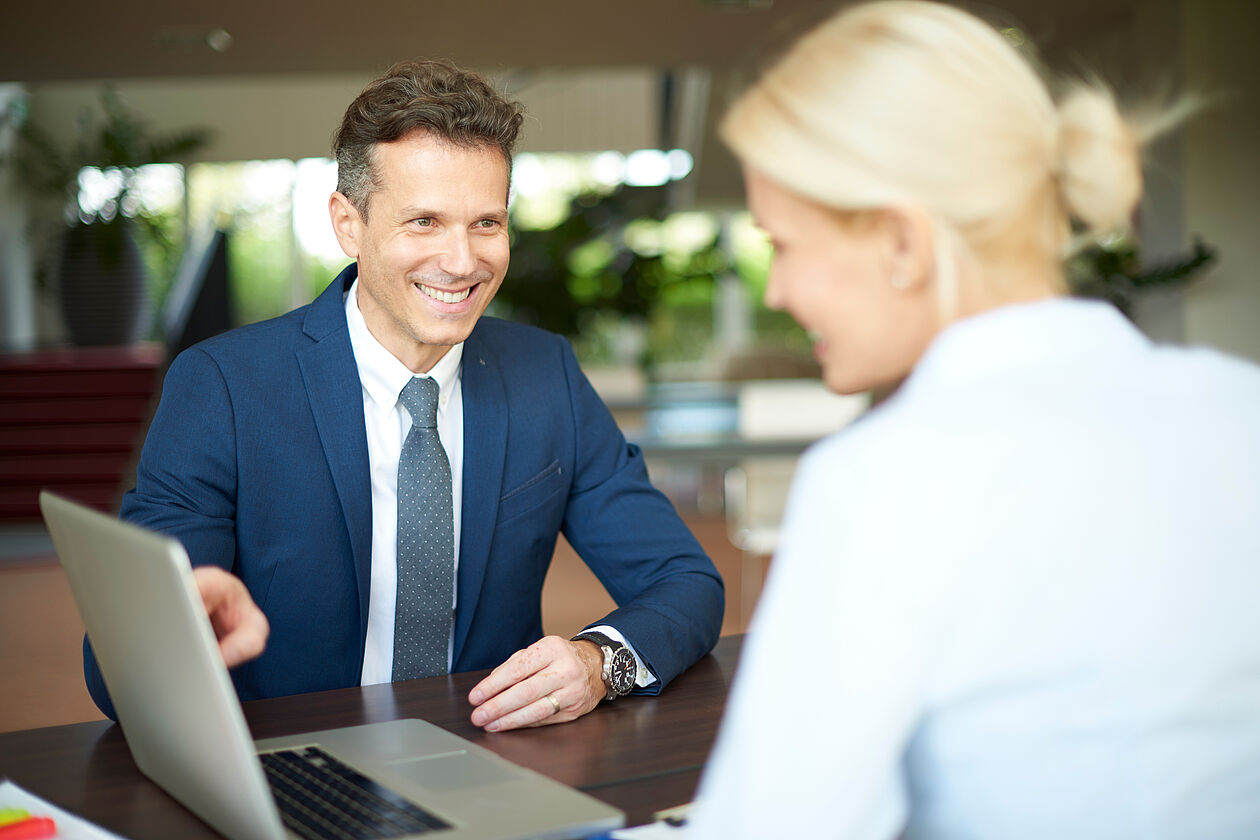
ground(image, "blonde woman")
xmin=687 ymin=2 xmax=1260 ymax=838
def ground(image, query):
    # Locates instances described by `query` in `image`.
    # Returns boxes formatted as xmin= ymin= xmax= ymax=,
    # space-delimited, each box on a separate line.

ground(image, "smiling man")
xmin=84 ymin=60 xmax=723 ymax=732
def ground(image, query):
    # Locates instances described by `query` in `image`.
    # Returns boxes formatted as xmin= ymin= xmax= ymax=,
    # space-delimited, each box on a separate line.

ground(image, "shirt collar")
xmin=344 ymin=276 xmax=464 ymax=412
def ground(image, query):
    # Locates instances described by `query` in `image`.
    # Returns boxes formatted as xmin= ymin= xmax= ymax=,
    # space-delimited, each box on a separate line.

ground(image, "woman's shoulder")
xmin=790 ymin=397 xmax=932 ymax=495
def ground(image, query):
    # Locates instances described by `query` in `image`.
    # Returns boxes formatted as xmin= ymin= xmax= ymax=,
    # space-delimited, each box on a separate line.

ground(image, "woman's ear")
xmin=329 ymin=191 xmax=362 ymax=259
xmin=882 ymin=205 xmax=936 ymax=293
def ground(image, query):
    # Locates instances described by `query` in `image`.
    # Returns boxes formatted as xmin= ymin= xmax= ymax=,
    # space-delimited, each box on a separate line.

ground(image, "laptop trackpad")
xmin=388 ymin=750 xmax=520 ymax=792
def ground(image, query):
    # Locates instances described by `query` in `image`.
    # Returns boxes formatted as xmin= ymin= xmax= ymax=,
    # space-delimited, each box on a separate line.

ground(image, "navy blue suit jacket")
xmin=85 ymin=266 xmax=723 ymax=718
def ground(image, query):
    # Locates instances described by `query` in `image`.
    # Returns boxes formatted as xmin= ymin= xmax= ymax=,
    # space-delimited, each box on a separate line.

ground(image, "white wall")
xmin=23 ymin=68 xmax=663 ymax=165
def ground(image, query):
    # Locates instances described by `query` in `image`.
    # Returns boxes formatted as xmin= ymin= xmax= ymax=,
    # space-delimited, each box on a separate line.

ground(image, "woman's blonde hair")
xmin=721 ymin=0 xmax=1176 ymax=285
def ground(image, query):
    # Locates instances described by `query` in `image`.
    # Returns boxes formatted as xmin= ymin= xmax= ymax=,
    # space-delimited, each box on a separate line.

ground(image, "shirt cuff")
xmin=582 ymin=624 xmax=659 ymax=689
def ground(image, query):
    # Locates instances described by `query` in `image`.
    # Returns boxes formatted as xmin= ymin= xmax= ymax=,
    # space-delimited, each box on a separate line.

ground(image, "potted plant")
xmin=3 ymin=88 xmax=210 ymax=346
xmin=1067 ymin=234 xmax=1217 ymax=320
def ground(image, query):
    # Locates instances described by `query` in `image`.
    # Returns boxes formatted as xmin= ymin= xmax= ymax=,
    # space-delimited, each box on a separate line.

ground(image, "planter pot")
xmin=58 ymin=221 xmax=153 ymax=347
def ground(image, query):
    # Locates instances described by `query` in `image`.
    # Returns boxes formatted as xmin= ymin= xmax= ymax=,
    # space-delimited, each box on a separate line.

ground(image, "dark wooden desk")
xmin=0 ymin=635 xmax=743 ymax=838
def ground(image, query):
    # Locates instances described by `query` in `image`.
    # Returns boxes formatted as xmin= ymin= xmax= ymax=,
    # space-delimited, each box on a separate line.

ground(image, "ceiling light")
xmin=154 ymin=27 xmax=234 ymax=53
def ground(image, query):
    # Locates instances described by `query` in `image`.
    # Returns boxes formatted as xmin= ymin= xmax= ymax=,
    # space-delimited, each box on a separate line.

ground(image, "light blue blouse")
xmin=689 ymin=297 xmax=1260 ymax=839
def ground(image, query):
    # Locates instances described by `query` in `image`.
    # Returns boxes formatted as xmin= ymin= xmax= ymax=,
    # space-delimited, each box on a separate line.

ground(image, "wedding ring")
xmin=545 ymin=693 xmax=560 ymax=714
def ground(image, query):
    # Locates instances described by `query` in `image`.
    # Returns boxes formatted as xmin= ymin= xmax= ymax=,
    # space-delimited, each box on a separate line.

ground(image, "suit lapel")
xmin=296 ymin=266 xmax=374 ymax=639
xmin=453 ymin=324 xmax=508 ymax=661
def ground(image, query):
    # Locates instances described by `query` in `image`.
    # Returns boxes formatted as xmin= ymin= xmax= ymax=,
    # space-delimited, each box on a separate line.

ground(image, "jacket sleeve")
xmin=84 ymin=347 xmax=240 ymax=719
xmin=555 ymin=336 xmax=725 ymax=692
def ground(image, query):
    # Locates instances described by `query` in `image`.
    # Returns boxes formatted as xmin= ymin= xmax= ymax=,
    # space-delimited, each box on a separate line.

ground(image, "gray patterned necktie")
xmin=393 ymin=376 xmax=455 ymax=681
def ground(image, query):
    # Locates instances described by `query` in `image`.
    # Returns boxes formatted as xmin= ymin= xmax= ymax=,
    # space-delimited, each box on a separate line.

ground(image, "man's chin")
xmin=409 ymin=318 xmax=480 ymax=350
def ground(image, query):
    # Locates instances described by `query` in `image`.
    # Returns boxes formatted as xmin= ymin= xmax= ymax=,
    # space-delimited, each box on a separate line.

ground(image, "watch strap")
xmin=571 ymin=630 xmax=619 ymax=650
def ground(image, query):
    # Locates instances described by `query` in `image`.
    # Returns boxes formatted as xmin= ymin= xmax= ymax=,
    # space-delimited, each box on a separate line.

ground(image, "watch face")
xmin=608 ymin=647 xmax=636 ymax=696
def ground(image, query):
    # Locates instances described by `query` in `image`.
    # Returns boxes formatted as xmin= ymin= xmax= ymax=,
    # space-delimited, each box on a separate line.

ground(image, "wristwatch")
xmin=571 ymin=631 xmax=636 ymax=701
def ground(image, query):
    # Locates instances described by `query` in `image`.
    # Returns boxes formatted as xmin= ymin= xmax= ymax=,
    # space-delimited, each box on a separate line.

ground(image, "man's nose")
xmin=438 ymin=231 xmax=478 ymax=277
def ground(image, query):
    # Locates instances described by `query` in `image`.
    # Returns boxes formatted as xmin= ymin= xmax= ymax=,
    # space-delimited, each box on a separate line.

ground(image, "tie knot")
xmin=398 ymin=377 xmax=440 ymax=429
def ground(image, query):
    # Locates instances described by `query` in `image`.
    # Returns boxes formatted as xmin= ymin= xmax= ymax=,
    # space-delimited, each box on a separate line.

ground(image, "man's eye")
xmin=413 ymin=218 xmax=433 ymax=227
xmin=476 ymin=219 xmax=498 ymax=229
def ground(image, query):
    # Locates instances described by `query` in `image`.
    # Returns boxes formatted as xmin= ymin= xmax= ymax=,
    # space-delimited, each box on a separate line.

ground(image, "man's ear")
xmin=329 ymin=191 xmax=362 ymax=259
xmin=882 ymin=205 xmax=936 ymax=293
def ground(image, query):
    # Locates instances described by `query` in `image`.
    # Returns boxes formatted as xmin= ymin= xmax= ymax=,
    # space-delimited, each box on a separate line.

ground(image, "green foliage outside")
xmin=111 ymin=154 xmax=812 ymax=367
xmin=497 ymin=183 xmax=808 ymax=371
xmin=132 ymin=200 xmax=185 ymax=318
xmin=184 ymin=160 xmax=301 ymax=328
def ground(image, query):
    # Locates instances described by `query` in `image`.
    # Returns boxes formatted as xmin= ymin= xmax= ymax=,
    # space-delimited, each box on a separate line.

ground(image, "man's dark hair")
xmin=332 ymin=59 xmax=525 ymax=217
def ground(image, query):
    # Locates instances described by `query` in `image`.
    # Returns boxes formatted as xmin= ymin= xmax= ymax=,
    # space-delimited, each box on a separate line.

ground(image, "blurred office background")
xmin=1 ymin=0 xmax=1256 ymax=732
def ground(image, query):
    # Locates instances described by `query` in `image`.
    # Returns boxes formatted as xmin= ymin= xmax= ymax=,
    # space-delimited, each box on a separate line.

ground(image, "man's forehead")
xmin=367 ymin=137 xmax=511 ymax=205
xmin=373 ymin=130 xmax=507 ymax=168
xmin=362 ymin=137 xmax=509 ymax=214
xmin=373 ymin=136 xmax=506 ymax=182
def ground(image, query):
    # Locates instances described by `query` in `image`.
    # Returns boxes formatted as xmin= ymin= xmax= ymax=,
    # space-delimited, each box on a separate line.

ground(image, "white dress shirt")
xmin=689 ymin=297 xmax=1260 ymax=839
xmin=345 ymin=278 xmax=655 ymax=688
xmin=346 ymin=280 xmax=465 ymax=685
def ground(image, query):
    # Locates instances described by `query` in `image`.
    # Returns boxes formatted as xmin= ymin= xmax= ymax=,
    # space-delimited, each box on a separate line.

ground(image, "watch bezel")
xmin=604 ymin=644 xmax=636 ymax=697
xmin=572 ymin=631 xmax=636 ymax=700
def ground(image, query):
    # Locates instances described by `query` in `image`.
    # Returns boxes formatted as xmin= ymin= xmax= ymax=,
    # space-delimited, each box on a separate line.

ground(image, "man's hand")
xmin=193 ymin=566 xmax=269 ymax=668
xmin=468 ymin=636 xmax=606 ymax=731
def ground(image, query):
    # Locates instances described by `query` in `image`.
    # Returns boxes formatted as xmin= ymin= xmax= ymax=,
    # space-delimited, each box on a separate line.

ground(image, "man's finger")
xmin=217 ymin=607 xmax=270 ymax=666
xmin=470 ymin=665 xmax=565 ymax=727
xmin=193 ymin=566 xmax=269 ymax=667
xmin=468 ymin=637 xmax=562 ymax=705
xmin=486 ymin=691 xmax=573 ymax=731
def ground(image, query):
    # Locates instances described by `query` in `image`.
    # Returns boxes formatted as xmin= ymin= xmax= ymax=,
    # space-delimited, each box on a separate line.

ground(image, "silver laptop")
xmin=40 ymin=490 xmax=623 ymax=840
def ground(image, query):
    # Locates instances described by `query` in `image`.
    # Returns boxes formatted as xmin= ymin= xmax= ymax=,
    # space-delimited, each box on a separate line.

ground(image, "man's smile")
xmin=416 ymin=282 xmax=475 ymax=304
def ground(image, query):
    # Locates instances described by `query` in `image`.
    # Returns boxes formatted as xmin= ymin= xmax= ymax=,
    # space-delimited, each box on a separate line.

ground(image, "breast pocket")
xmin=496 ymin=460 xmax=566 ymax=528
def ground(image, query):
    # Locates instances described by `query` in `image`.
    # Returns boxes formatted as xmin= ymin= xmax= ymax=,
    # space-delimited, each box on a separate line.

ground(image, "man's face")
xmin=330 ymin=131 xmax=510 ymax=373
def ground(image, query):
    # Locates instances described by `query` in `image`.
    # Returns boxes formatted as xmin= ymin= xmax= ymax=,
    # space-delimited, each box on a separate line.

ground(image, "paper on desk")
xmin=0 ymin=779 xmax=128 ymax=840
xmin=610 ymin=821 xmax=687 ymax=838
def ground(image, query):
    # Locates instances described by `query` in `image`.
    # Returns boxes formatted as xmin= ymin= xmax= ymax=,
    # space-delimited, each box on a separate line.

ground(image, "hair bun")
xmin=1056 ymin=83 xmax=1142 ymax=237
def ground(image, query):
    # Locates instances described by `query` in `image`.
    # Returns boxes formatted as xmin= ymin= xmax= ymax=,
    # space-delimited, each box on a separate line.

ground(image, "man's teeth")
xmin=419 ymin=284 xmax=471 ymax=304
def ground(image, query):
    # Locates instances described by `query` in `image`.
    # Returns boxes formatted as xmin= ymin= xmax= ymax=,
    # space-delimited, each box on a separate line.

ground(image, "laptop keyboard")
xmin=261 ymin=746 xmax=453 ymax=839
